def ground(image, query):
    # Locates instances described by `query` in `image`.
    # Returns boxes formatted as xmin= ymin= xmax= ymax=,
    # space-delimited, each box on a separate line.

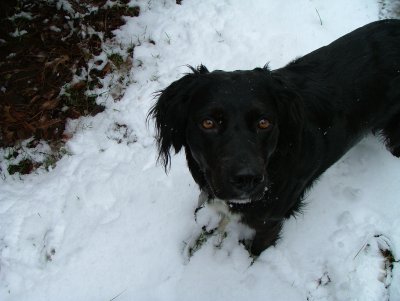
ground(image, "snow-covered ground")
xmin=1 ymin=0 xmax=399 ymax=300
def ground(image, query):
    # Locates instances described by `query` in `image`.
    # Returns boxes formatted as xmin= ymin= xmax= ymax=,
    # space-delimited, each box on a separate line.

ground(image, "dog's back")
xmin=275 ymin=19 xmax=400 ymax=164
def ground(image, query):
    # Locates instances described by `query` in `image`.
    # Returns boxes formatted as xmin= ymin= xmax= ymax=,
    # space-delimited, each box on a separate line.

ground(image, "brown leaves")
xmin=0 ymin=0 xmax=144 ymax=148
xmin=44 ymin=55 xmax=70 ymax=74
xmin=0 ymin=1 xmax=110 ymax=147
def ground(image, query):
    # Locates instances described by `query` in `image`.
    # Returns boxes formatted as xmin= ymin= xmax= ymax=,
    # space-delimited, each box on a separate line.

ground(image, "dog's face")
xmin=150 ymin=66 xmax=303 ymax=204
xmin=185 ymin=71 xmax=280 ymax=202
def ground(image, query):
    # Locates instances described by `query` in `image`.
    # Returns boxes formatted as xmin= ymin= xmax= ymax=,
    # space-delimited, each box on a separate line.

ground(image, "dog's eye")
xmin=257 ymin=118 xmax=271 ymax=130
xmin=201 ymin=119 xmax=216 ymax=130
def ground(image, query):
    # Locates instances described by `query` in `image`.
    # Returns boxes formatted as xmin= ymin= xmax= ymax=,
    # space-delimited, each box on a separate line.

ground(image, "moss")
xmin=8 ymin=159 xmax=35 ymax=175
xmin=108 ymin=53 xmax=124 ymax=69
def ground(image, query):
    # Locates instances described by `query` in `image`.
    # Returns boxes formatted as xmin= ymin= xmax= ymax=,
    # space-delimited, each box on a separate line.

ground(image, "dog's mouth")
xmin=228 ymin=186 xmax=267 ymax=204
xmin=227 ymin=198 xmax=252 ymax=205
xmin=202 ymin=168 xmax=268 ymax=205
xmin=206 ymin=180 xmax=267 ymax=206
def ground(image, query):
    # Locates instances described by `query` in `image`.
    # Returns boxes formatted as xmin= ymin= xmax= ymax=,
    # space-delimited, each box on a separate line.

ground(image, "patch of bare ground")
xmin=0 ymin=0 xmax=141 ymax=174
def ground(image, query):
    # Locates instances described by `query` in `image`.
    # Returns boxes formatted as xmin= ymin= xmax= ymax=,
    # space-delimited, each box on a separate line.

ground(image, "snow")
xmin=9 ymin=29 xmax=28 ymax=38
xmin=0 ymin=0 xmax=399 ymax=300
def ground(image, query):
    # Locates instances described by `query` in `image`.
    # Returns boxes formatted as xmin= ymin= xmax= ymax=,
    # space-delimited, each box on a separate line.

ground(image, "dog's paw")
xmin=182 ymin=203 xmax=223 ymax=261
xmin=183 ymin=198 xmax=255 ymax=261
xmin=194 ymin=201 xmax=224 ymax=232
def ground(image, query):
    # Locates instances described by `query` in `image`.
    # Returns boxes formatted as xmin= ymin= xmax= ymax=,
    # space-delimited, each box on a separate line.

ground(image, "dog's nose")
xmin=229 ymin=169 xmax=264 ymax=192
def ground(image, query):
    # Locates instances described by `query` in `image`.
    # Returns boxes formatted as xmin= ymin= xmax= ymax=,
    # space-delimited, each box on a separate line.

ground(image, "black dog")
xmin=149 ymin=19 xmax=400 ymax=255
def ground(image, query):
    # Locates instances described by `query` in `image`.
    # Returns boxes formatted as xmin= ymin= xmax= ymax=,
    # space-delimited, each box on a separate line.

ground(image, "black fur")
xmin=149 ymin=20 xmax=400 ymax=255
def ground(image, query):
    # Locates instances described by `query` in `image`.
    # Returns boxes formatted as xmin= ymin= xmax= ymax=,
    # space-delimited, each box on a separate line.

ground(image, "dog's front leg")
xmin=249 ymin=219 xmax=284 ymax=256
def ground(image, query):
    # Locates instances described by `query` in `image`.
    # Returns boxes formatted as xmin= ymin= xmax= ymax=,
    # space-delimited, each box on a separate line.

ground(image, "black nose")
xmin=229 ymin=169 xmax=264 ymax=192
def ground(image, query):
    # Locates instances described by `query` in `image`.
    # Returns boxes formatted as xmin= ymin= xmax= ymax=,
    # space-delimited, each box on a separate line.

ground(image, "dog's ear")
xmin=270 ymin=74 xmax=305 ymax=155
xmin=148 ymin=65 xmax=209 ymax=170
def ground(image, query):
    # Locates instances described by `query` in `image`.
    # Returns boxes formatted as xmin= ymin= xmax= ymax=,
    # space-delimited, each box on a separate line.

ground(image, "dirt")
xmin=0 ymin=0 xmax=140 ymax=149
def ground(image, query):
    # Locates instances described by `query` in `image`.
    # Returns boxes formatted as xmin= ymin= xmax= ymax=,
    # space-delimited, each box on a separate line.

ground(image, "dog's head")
xmin=149 ymin=65 xmax=304 ymax=204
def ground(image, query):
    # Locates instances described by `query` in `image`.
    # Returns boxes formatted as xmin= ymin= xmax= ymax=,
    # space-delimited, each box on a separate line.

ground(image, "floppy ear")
xmin=270 ymin=74 xmax=305 ymax=155
xmin=148 ymin=65 xmax=209 ymax=170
